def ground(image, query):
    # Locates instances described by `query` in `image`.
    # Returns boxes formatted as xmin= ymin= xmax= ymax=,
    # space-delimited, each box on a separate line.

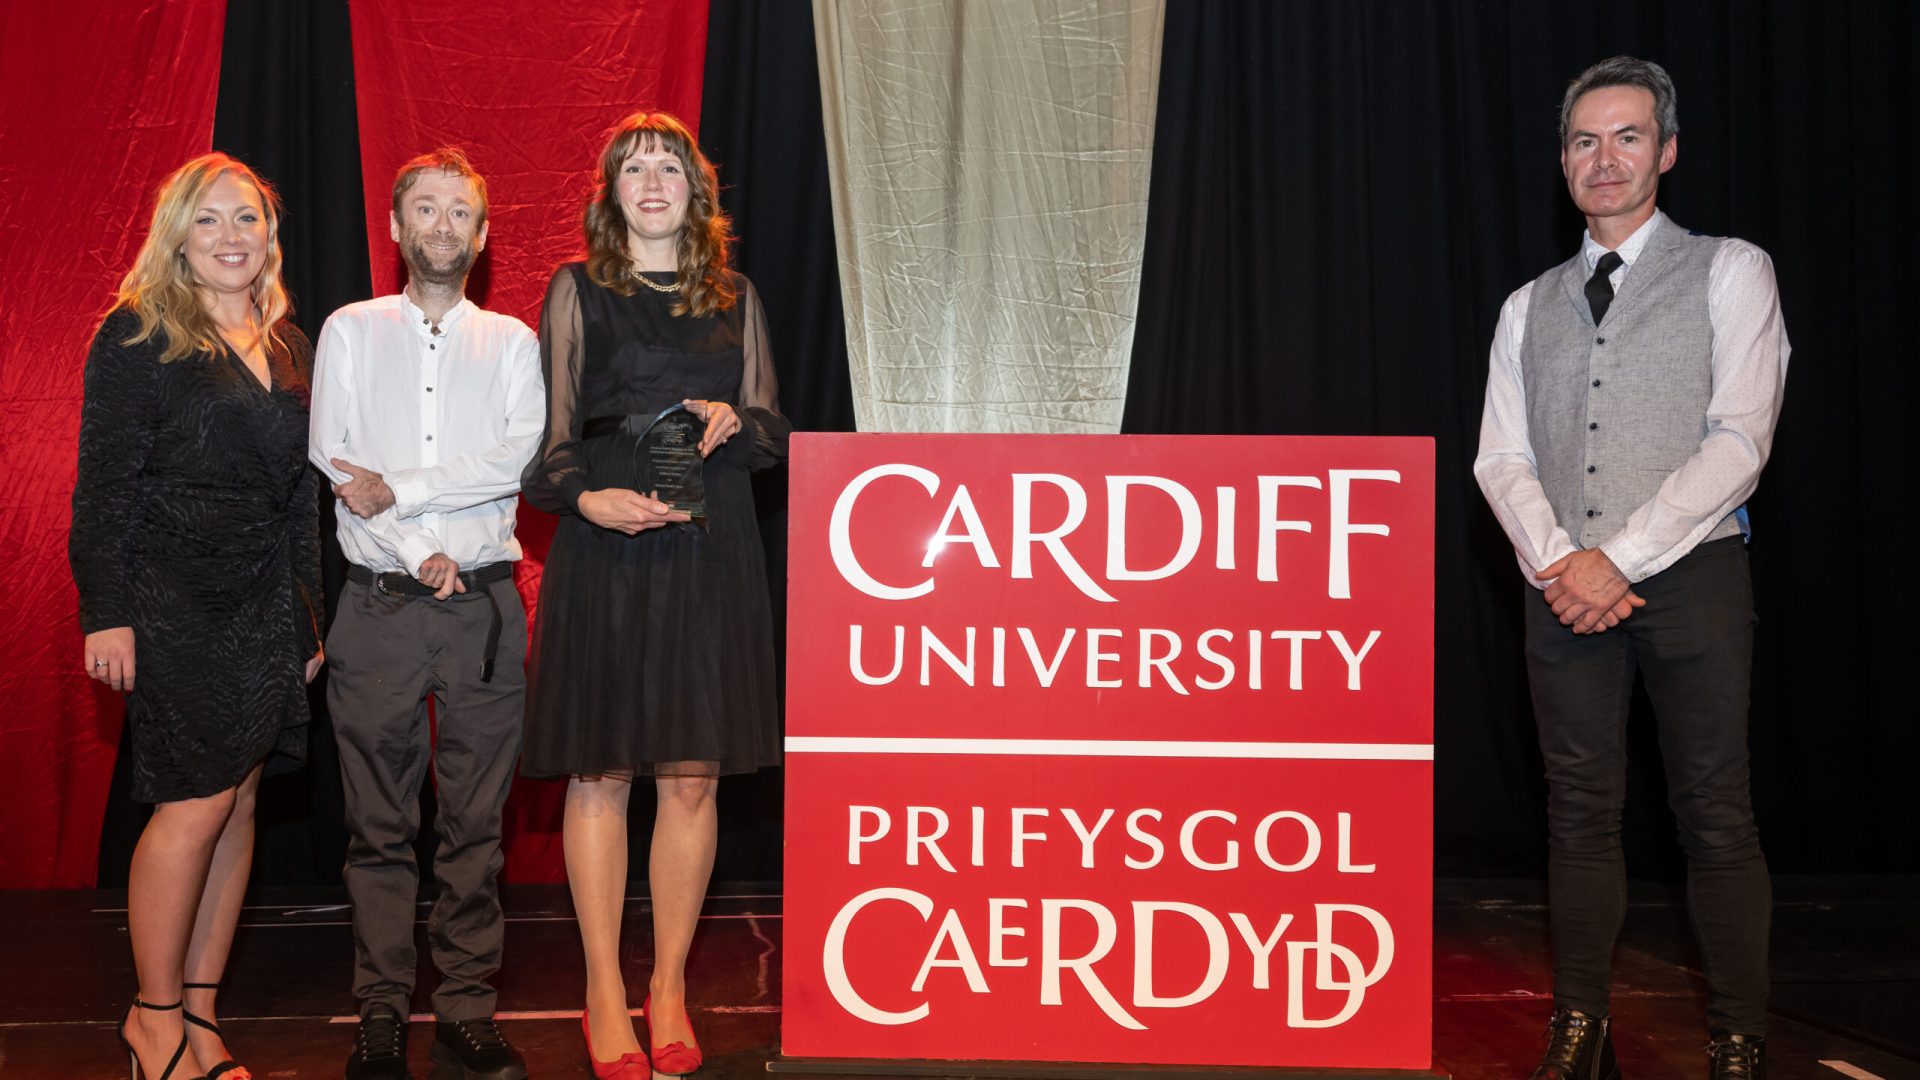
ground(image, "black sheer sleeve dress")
xmin=521 ymin=265 xmax=789 ymax=776
xmin=69 ymin=309 xmax=320 ymax=802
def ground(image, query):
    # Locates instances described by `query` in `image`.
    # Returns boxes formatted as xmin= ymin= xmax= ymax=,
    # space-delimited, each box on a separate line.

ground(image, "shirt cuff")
xmin=1522 ymin=533 xmax=1579 ymax=590
xmin=395 ymin=535 xmax=440 ymax=579
xmin=1595 ymin=537 xmax=1645 ymax=584
xmin=385 ymin=472 xmax=427 ymax=519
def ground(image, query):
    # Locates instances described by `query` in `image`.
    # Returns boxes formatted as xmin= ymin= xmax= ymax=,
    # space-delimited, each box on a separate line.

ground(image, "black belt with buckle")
xmin=346 ymin=561 xmax=514 ymax=682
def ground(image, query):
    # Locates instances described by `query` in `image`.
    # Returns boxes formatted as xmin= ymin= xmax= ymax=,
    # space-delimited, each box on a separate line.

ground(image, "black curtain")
xmin=697 ymin=0 xmax=857 ymax=883
xmin=209 ymin=0 xmax=371 ymax=887
xmin=702 ymin=0 xmax=856 ymax=439
xmin=1123 ymin=0 xmax=1920 ymax=874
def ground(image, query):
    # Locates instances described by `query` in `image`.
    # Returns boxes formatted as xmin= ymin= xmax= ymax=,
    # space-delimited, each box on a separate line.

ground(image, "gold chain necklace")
xmin=627 ymin=265 xmax=681 ymax=294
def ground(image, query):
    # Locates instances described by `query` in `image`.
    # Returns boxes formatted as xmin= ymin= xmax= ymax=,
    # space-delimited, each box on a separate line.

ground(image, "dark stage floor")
xmin=0 ymin=877 xmax=1913 ymax=1079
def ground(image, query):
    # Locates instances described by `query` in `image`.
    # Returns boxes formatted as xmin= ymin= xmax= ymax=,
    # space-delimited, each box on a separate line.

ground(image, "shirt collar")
xmin=1581 ymin=208 xmax=1665 ymax=272
xmin=398 ymin=290 xmax=475 ymax=337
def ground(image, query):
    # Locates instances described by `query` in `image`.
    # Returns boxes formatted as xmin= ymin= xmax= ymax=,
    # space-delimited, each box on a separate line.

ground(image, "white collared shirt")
xmin=1474 ymin=210 xmax=1792 ymax=586
xmin=1579 ymin=210 xmax=1661 ymax=289
xmin=309 ymin=292 xmax=544 ymax=577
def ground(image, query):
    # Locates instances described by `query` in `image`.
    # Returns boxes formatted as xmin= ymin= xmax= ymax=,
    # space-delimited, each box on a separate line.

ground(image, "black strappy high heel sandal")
xmin=117 ymin=997 xmax=200 ymax=1080
xmin=181 ymin=982 xmax=248 ymax=1080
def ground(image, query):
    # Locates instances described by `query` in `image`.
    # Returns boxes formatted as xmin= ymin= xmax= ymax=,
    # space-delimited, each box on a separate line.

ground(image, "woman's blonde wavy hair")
xmin=582 ymin=112 xmax=736 ymax=317
xmin=112 ymin=153 xmax=290 ymax=363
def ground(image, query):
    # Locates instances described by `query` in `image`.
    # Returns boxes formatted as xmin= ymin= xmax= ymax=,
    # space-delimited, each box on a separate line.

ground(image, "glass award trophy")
xmin=632 ymin=403 xmax=707 ymax=521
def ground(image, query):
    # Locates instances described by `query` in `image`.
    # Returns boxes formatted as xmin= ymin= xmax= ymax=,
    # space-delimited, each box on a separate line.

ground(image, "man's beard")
xmin=403 ymin=235 xmax=475 ymax=286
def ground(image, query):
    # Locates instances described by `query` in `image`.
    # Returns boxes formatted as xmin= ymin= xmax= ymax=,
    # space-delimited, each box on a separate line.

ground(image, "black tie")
xmin=1585 ymin=251 xmax=1624 ymax=325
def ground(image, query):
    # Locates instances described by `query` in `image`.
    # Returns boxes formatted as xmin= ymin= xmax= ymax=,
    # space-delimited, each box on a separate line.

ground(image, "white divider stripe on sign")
xmin=785 ymin=737 xmax=1433 ymax=760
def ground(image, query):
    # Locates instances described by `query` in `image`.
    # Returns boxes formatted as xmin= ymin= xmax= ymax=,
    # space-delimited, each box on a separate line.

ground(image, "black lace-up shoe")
xmin=429 ymin=1017 xmax=527 ymax=1080
xmin=345 ymin=1004 xmax=411 ymax=1080
xmin=1709 ymin=1032 xmax=1765 ymax=1080
xmin=1530 ymin=1008 xmax=1621 ymax=1080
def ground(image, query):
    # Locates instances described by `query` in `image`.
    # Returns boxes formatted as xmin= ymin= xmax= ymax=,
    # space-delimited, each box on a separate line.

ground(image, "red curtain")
xmin=348 ymin=0 xmax=712 ymax=882
xmin=0 ymin=1 xmax=228 ymax=887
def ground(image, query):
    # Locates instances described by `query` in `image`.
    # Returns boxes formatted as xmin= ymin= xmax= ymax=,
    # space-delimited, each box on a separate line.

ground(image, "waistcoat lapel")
xmin=1604 ymin=216 xmax=1685 ymax=325
xmin=1557 ymin=257 xmax=1593 ymax=328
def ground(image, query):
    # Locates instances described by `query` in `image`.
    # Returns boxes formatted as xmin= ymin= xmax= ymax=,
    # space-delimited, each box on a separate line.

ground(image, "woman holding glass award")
xmin=520 ymin=111 xmax=788 ymax=1079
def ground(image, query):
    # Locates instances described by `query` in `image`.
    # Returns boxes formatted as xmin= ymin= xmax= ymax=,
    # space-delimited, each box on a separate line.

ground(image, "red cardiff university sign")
xmin=781 ymin=434 xmax=1435 ymax=1071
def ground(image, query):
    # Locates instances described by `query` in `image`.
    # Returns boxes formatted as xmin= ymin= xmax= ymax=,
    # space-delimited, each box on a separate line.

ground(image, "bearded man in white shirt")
xmin=310 ymin=147 xmax=542 ymax=1080
xmin=1474 ymin=57 xmax=1788 ymax=1080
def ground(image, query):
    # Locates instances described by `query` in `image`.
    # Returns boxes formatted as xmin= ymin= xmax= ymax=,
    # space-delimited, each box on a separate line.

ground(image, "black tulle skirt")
xmin=520 ymin=451 xmax=781 ymax=777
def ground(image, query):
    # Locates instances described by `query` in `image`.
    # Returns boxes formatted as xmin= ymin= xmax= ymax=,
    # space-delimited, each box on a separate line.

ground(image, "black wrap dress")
xmin=70 ymin=310 xmax=321 ymax=802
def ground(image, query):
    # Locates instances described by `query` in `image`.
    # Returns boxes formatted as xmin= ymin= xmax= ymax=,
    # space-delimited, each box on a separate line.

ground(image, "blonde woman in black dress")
xmin=72 ymin=154 xmax=322 ymax=1080
xmin=522 ymin=112 xmax=787 ymax=1079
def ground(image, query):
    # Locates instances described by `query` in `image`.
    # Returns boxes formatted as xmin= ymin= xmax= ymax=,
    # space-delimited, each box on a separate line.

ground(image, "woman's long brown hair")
xmin=582 ymin=112 xmax=736 ymax=317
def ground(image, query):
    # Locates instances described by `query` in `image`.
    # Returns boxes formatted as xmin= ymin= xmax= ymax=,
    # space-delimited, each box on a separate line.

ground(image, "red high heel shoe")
xmin=643 ymin=996 xmax=702 ymax=1077
xmin=580 ymin=1008 xmax=649 ymax=1080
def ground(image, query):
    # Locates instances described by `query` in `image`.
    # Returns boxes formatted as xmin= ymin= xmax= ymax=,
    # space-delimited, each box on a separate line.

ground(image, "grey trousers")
xmin=326 ymin=574 xmax=527 ymax=1021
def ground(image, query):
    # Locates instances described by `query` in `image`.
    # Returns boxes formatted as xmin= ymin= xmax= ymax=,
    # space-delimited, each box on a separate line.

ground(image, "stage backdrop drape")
xmin=1123 ymin=1 xmax=1920 ymax=874
xmin=814 ymin=0 xmax=1164 ymax=433
xmin=347 ymin=0 xmax=712 ymax=883
xmin=0 ymin=0 xmax=228 ymax=888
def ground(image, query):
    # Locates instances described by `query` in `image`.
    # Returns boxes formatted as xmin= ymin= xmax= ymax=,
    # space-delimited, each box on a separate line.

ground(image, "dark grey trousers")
xmin=1523 ymin=536 xmax=1770 ymax=1035
xmin=326 ymin=574 xmax=527 ymax=1021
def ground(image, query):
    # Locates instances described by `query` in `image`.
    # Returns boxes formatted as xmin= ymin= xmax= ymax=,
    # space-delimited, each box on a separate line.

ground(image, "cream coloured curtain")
xmin=814 ymin=0 xmax=1165 ymax=433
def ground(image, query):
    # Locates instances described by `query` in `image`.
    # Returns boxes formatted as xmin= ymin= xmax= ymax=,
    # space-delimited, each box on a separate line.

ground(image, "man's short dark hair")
xmin=1560 ymin=56 xmax=1679 ymax=147
xmin=392 ymin=147 xmax=489 ymax=228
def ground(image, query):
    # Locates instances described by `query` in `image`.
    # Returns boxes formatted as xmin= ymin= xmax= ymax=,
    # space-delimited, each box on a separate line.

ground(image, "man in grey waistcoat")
xmin=1474 ymin=57 xmax=1789 ymax=1080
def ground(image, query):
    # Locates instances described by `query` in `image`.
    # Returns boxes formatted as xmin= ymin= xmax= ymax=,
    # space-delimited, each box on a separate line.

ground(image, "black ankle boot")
xmin=345 ymin=1004 xmax=410 ymax=1080
xmin=1530 ymin=1008 xmax=1621 ymax=1080
xmin=1708 ymin=1032 xmax=1765 ymax=1080
xmin=430 ymin=1017 xmax=526 ymax=1080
